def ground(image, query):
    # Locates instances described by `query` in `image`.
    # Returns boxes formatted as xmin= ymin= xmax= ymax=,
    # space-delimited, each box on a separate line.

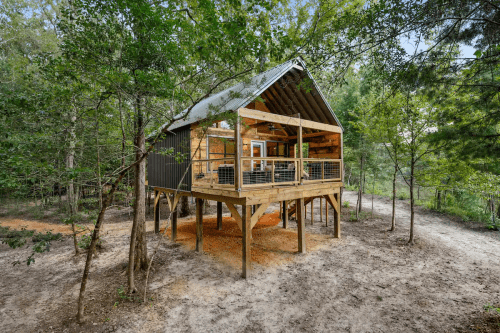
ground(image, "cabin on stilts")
xmin=147 ymin=58 xmax=343 ymax=278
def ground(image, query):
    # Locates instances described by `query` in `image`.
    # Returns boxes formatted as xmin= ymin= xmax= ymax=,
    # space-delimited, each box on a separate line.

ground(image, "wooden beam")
xmin=225 ymin=202 xmax=242 ymax=230
xmin=282 ymin=201 xmax=288 ymax=229
xmin=288 ymin=131 xmax=331 ymax=140
xmin=325 ymin=194 xmax=339 ymax=212
xmin=217 ymin=201 xmax=223 ymax=231
xmin=238 ymin=108 xmax=342 ymax=134
xmin=311 ymin=197 xmax=314 ymax=225
xmin=296 ymin=197 xmax=306 ymax=253
xmin=195 ymin=198 xmax=203 ymax=252
xmin=298 ymin=120 xmax=303 ymax=185
xmin=250 ymin=202 xmax=271 ymax=228
xmin=320 ymin=197 xmax=323 ymax=223
xmin=334 ymin=192 xmax=340 ymax=238
xmin=242 ymin=205 xmax=251 ymax=278
xmin=325 ymin=198 xmax=329 ymax=227
xmin=154 ymin=190 xmax=160 ymax=234
xmin=235 ymin=110 xmax=242 ymax=191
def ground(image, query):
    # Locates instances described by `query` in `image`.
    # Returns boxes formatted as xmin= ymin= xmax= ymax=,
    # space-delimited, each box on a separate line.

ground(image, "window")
xmin=207 ymin=136 xmax=235 ymax=171
xmin=266 ymin=141 xmax=289 ymax=158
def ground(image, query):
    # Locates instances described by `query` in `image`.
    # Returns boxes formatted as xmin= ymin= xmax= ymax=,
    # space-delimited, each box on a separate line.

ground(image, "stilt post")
xmin=282 ymin=201 xmax=288 ymax=229
xmin=296 ymin=197 xmax=306 ymax=253
xmin=320 ymin=197 xmax=323 ymax=223
xmin=311 ymin=197 xmax=314 ymax=225
xmin=334 ymin=192 xmax=341 ymax=238
xmin=196 ymin=198 xmax=203 ymax=252
xmin=242 ymin=205 xmax=251 ymax=278
xmin=217 ymin=201 xmax=223 ymax=230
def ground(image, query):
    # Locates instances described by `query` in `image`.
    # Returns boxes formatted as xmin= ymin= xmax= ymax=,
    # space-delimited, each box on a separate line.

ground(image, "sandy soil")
xmin=1 ymin=192 xmax=499 ymax=333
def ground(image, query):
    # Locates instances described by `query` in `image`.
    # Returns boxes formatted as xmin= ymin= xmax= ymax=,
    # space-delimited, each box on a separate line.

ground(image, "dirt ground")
xmin=1 ymin=191 xmax=499 ymax=332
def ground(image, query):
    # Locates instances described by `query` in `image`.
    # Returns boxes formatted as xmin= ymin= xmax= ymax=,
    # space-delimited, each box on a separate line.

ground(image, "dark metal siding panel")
xmin=147 ymin=126 xmax=191 ymax=191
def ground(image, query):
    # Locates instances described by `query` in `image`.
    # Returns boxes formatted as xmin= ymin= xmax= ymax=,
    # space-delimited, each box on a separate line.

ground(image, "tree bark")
xmin=67 ymin=106 xmax=79 ymax=255
xmin=390 ymin=164 xmax=397 ymax=231
xmin=128 ymin=96 xmax=148 ymax=293
xmin=408 ymin=157 xmax=415 ymax=244
xmin=179 ymin=195 xmax=190 ymax=217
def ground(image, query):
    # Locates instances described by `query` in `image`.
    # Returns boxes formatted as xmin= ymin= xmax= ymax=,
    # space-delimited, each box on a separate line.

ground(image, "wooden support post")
xmin=325 ymin=199 xmax=329 ymax=227
xmin=298 ymin=119 xmax=303 ymax=185
xmin=154 ymin=190 xmax=160 ymax=234
xmin=282 ymin=201 xmax=288 ymax=229
xmin=334 ymin=192 xmax=340 ymax=238
xmin=234 ymin=110 xmax=242 ymax=191
xmin=311 ymin=197 xmax=314 ymax=225
xmin=296 ymin=198 xmax=306 ymax=253
xmin=320 ymin=197 xmax=323 ymax=223
xmin=217 ymin=201 xmax=223 ymax=231
xmin=242 ymin=205 xmax=251 ymax=278
xmin=279 ymin=201 xmax=282 ymax=220
xmin=172 ymin=205 xmax=178 ymax=241
xmin=196 ymin=198 xmax=203 ymax=252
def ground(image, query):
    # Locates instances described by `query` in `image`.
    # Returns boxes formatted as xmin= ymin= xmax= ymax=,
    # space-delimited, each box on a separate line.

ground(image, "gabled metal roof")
xmin=152 ymin=58 xmax=342 ymax=137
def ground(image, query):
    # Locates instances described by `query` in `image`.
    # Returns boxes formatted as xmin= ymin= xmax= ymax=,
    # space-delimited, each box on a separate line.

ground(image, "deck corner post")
xmin=235 ymin=109 xmax=242 ymax=191
xmin=334 ymin=192 xmax=341 ymax=238
xmin=195 ymin=198 xmax=204 ymax=252
xmin=242 ymin=204 xmax=251 ymax=278
xmin=217 ymin=201 xmax=223 ymax=230
xmin=154 ymin=190 xmax=160 ymax=234
xmin=296 ymin=197 xmax=306 ymax=253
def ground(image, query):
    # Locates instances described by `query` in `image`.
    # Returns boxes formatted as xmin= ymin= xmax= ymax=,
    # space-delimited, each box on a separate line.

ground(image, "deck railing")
xmin=192 ymin=157 xmax=342 ymax=189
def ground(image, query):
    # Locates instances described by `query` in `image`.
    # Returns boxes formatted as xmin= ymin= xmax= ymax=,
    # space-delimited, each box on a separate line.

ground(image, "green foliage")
xmin=484 ymin=304 xmax=500 ymax=314
xmin=77 ymin=233 xmax=101 ymax=250
xmin=0 ymin=226 xmax=63 ymax=265
xmin=342 ymin=201 xmax=350 ymax=208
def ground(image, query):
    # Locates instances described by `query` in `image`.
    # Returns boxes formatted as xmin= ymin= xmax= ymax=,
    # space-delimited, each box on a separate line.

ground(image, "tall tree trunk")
xmin=96 ymin=112 xmax=102 ymax=209
xmin=357 ymin=154 xmax=364 ymax=217
xmin=390 ymin=163 xmax=397 ymax=231
xmin=67 ymin=106 xmax=79 ymax=255
xmin=436 ymin=190 xmax=442 ymax=210
xmin=408 ymin=157 xmax=415 ymax=244
xmin=128 ymin=96 xmax=148 ymax=293
xmin=179 ymin=195 xmax=190 ymax=217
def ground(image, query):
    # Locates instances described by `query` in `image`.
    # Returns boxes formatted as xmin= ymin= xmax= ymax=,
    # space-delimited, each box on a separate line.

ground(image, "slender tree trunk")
xmin=390 ymin=164 xmax=397 ymax=231
xmin=436 ymin=190 xmax=442 ymax=210
xmin=67 ymin=106 xmax=79 ymax=255
xmin=371 ymin=173 xmax=375 ymax=217
xmin=408 ymin=157 xmax=415 ymax=244
xmin=96 ymin=112 xmax=102 ymax=209
xmin=128 ymin=96 xmax=148 ymax=293
xmin=179 ymin=195 xmax=190 ymax=217
xmin=356 ymin=155 xmax=364 ymax=218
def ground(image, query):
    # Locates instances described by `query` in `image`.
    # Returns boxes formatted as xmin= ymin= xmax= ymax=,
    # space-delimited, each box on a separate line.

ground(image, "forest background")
xmin=0 ymin=0 xmax=499 ymax=322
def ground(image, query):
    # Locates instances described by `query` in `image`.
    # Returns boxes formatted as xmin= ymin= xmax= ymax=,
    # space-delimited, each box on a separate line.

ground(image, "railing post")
xmin=298 ymin=120 xmax=303 ymax=185
xmin=271 ymin=160 xmax=275 ymax=184
xmin=235 ymin=109 xmax=242 ymax=191
xmin=321 ymin=161 xmax=324 ymax=180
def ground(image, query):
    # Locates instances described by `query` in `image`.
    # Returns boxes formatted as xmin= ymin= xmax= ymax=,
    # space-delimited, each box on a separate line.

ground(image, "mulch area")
xmin=162 ymin=211 xmax=331 ymax=269
xmin=0 ymin=218 xmax=78 ymax=235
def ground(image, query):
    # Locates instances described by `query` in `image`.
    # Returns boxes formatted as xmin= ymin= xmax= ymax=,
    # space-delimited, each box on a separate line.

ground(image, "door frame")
xmin=250 ymin=140 xmax=266 ymax=171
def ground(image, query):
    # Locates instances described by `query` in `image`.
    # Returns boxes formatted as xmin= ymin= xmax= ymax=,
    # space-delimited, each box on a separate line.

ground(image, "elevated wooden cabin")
xmin=148 ymin=58 xmax=343 ymax=277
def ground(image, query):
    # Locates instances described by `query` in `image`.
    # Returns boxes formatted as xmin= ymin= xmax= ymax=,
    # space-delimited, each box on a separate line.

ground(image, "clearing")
xmin=0 ymin=191 xmax=499 ymax=332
